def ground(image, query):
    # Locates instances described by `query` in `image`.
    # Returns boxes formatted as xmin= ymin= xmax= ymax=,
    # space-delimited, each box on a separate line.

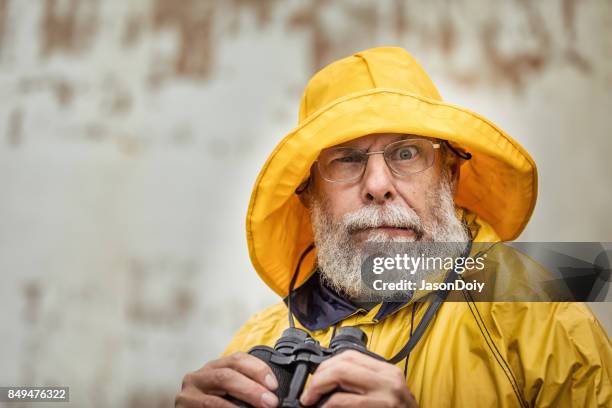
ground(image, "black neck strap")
xmin=387 ymin=240 xmax=472 ymax=364
xmin=387 ymin=266 xmax=459 ymax=364
xmin=287 ymin=244 xmax=315 ymax=328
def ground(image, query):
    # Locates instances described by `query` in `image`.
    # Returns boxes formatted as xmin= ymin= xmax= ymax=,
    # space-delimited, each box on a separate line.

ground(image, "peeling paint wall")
xmin=0 ymin=1 xmax=611 ymax=406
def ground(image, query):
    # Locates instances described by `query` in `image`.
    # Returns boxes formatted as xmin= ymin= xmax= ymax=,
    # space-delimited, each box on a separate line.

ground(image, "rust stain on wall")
xmin=85 ymin=123 xmax=107 ymax=141
xmin=481 ymin=22 xmax=547 ymax=90
xmin=122 ymin=13 xmax=145 ymax=48
xmin=562 ymin=0 xmax=577 ymax=40
xmin=225 ymin=0 xmax=279 ymax=35
xmin=20 ymin=0 xmax=603 ymax=94
xmin=126 ymin=257 xmax=197 ymax=326
xmin=109 ymin=90 xmax=131 ymax=114
xmin=0 ymin=0 xmax=8 ymax=54
xmin=480 ymin=1 xmax=552 ymax=90
xmin=54 ymin=79 xmax=73 ymax=106
xmin=561 ymin=0 xmax=592 ymax=73
xmin=7 ymin=108 xmax=23 ymax=147
xmin=230 ymin=0 xmax=278 ymax=28
xmin=40 ymin=0 xmax=99 ymax=57
xmin=18 ymin=76 xmax=74 ymax=107
xmin=288 ymin=0 xmax=334 ymax=73
xmin=393 ymin=0 xmax=408 ymax=40
xmin=22 ymin=280 xmax=41 ymax=323
xmin=479 ymin=0 xmax=595 ymax=88
xmin=174 ymin=289 xmax=194 ymax=316
xmin=152 ymin=0 xmax=214 ymax=81
xmin=342 ymin=2 xmax=378 ymax=46
xmin=101 ymin=76 xmax=132 ymax=115
xmin=439 ymin=14 xmax=457 ymax=56
xmin=565 ymin=47 xmax=592 ymax=73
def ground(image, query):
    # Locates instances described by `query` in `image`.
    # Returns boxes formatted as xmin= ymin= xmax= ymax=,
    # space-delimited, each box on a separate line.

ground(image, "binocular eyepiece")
xmin=225 ymin=326 xmax=384 ymax=407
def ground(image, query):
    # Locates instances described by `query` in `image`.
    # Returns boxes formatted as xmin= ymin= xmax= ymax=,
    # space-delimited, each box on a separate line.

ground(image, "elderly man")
xmin=176 ymin=47 xmax=611 ymax=407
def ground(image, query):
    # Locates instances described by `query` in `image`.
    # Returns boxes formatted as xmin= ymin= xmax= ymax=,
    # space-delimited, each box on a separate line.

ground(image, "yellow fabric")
xmin=247 ymin=46 xmax=537 ymax=297
xmin=226 ymin=219 xmax=612 ymax=407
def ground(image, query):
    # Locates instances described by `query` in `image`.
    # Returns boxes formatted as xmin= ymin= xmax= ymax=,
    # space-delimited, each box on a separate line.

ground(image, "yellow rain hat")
xmin=247 ymin=46 xmax=537 ymax=297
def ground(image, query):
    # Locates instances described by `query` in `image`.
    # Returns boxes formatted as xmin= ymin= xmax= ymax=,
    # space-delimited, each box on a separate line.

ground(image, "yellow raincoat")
xmin=224 ymin=47 xmax=611 ymax=407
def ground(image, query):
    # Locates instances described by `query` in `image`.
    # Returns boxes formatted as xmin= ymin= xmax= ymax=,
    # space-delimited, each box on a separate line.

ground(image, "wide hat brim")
xmin=247 ymin=88 xmax=538 ymax=297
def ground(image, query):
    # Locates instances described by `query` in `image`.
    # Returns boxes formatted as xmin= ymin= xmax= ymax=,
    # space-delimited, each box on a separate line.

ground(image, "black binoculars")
xmin=225 ymin=326 xmax=384 ymax=407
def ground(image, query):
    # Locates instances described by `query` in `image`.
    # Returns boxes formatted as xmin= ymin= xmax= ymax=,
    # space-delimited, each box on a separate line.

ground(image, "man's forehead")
xmin=328 ymin=133 xmax=438 ymax=150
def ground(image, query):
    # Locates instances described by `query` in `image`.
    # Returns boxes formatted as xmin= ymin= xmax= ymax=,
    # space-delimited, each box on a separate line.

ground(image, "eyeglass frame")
xmin=294 ymin=139 xmax=471 ymax=193
xmin=315 ymin=138 xmax=441 ymax=183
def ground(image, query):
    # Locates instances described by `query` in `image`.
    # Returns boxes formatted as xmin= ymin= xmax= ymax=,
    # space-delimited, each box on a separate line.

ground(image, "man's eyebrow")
xmin=332 ymin=134 xmax=435 ymax=150
xmin=397 ymin=134 xmax=416 ymax=141
xmin=398 ymin=134 xmax=436 ymax=141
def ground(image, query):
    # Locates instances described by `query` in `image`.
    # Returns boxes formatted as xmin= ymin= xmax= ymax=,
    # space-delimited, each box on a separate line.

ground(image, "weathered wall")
xmin=0 ymin=1 xmax=610 ymax=406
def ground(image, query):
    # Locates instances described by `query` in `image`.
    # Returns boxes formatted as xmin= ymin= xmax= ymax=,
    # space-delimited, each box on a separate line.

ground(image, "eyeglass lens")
xmin=318 ymin=139 xmax=437 ymax=182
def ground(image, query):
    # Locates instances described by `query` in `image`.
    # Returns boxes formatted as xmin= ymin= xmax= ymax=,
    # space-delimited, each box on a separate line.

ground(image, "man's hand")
xmin=300 ymin=350 xmax=418 ymax=408
xmin=175 ymin=352 xmax=279 ymax=408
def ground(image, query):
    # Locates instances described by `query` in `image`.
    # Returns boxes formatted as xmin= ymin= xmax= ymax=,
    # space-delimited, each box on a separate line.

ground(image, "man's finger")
xmin=195 ymin=368 xmax=278 ymax=408
xmin=315 ymin=350 xmax=391 ymax=375
xmin=175 ymin=387 xmax=238 ymax=408
xmin=300 ymin=362 xmax=382 ymax=406
xmin=207 ymin=352 xmax=278 ymax=391
xmin=320 ymin=392 xmax=387 ymax=408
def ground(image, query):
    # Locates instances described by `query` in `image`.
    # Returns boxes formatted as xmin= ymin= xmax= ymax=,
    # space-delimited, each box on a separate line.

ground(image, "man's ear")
xmin=441 ymin=149 xmax=462 ymax=196
xmin=296 ymin=166 xmax=317 ymax=209
xmin=449 ymin=159 xmax=461 ymax=196
xmin=296 ymin=178 xmax=312 ymax=210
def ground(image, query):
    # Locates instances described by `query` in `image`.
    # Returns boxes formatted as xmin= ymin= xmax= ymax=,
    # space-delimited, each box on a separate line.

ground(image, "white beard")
xmin=311 ymin=174 xmax=470 ymax=300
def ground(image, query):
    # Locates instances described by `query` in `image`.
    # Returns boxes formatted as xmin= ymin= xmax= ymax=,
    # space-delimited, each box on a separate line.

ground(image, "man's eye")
xmin=334 ymin=154 xmax=362 ymax=163
xmin=392 ymin=145 xmax=419 ymax=160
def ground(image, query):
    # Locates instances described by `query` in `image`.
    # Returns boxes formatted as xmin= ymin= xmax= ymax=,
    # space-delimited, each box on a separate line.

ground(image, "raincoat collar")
xmin=285 ymin=270 xmax=408 ymax=331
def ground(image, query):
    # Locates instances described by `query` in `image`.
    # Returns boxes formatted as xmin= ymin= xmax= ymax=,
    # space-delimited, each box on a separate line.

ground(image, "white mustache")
xmin=341 ymin=204 xmax=425 ymax=239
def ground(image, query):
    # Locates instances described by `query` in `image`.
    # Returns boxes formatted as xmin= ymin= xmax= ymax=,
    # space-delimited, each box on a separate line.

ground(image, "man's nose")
xmin=361 ymin=155 xmax=397 ymax=204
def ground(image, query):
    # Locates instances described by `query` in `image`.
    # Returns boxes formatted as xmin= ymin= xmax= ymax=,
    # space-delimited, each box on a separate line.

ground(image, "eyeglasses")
xmin=316 ymin=138 xmax=441 ymax=183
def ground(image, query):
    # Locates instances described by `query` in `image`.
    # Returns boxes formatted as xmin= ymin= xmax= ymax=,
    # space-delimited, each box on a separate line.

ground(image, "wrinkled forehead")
xmin=325 ymin=133 xmax=440 ymax=151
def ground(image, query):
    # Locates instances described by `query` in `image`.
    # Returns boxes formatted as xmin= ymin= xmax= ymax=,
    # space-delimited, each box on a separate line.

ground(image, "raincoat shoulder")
xmin=223 ymin=302 xmax=289 ymax=354
xmin=486 ymin=302 xmax=611 ymax=406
